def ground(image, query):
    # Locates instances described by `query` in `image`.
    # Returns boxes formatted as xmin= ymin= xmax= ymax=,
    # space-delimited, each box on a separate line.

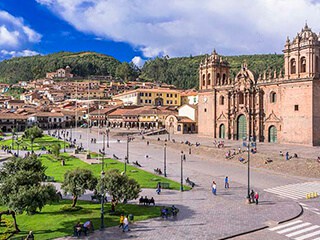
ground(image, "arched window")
xmin=270 ymin=92 xmax=276 ymax=103
xmin=217 ymin=73 xmax=221 ymax=85
xmin=207 ymin=73 xmax=211 ymax=85
xmin=290 ymin=58 xmax=296 ymax=74
xmin=316 ymin=56 xmax=319 ymax=72
xmin=202 ymin=74 xmax=206 ymax=86
xmin=222 ymin=74 xmax=226 ymax=85
xmin=301 ymin=57 xmax=306 ymax=73
xmin=220 ymin=95 xmax=224 ymax=105
xmin=177 ymin=125 xmax=181 ymax=131
xmin=239 ymin=92 xmax=244 ymax=104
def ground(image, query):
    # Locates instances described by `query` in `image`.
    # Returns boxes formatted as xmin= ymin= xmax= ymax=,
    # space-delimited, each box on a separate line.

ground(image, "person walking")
xmin=212 ymin=181 xmax=217 ymax=195
xmin=123 ymin=215 xmax=130 ymax=232
xmin=250 ymin=189 xmax=255 ymax=203
xmin=224 ymin=176 xmax=229 ymax=189
xmin=254 ymin=192 xmax=259 ymax=205
xmin=119 ymin=213 xmax=124 ymax=229
xmin=156 ymin=182 xmax=161 ymax=195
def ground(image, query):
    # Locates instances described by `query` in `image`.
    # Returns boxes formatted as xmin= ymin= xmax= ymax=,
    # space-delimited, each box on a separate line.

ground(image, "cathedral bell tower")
xmin=199 ymin=49 xmax=230 ymax=90
xmin=284 ymin=23 xmax=320 ymax=79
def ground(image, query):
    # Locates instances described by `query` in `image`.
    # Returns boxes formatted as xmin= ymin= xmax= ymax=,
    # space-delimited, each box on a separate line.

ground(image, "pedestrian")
xmin=224 ymin=176 xmax=229 ymax=189
xmin=250 ymin=189 xmax=255 ymax=203
xmin=156 ymin=182 xmax=161 ymax=195
xmin=254 ymin=192 xmax=259 ymax=205
xmin=147 ymin=141 xmax=149 ymax=146
xmin=119 ymin=213 xmax=124 ymax=229
xmin=80 ymin=134 xmax=82 ymax=139
xmin=238 ymin=146 xmax=241 ymax=154
xmin=285 ymin=152 xmax=289 ymax=160
xmin=212 ymin=181 xmax=217 ymax=195
xmin=123 ymin=215 xmax=130 ymax=232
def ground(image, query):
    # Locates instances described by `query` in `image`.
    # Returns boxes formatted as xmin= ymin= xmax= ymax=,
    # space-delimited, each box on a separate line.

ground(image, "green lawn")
xmin=0 ymin=200 xmax=161 ymax=240
xmin=0 ymin=135 xmax=69 ymax=151
xmin=40 ymin=153 xmax=190 ymax=190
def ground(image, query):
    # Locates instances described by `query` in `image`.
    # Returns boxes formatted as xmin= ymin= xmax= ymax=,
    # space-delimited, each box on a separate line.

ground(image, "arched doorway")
xmin=237 ymin=115 xmax=247 ymax=140
xmin=219 ymin=124 xmax=225 ymax=139
xmin=268 ymin=125 xmax=277 ymax=143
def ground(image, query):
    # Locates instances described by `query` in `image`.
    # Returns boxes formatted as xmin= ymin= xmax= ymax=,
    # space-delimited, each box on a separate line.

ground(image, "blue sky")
xmin=1 ymin=0 xmax=320 ymax=66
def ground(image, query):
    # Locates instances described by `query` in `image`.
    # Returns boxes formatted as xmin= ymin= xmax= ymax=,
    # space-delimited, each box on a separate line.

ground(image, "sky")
xmin=1 ymin=0 xmax=320 ymax=66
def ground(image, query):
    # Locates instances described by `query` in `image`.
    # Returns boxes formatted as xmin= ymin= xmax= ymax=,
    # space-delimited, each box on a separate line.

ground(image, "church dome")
xmin=298 ymin=23 xmax=318 ymax=40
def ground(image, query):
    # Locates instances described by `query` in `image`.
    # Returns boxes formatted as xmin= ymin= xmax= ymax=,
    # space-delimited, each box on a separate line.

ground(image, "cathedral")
xmin=198 ymin=24 xmax=320 ymax=145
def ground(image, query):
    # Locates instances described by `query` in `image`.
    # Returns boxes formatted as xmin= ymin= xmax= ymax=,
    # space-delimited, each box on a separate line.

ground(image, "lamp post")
xmin=100 ymin=169 xmax=105 ymax=230
xmin=16 ymin=139 xmax=21 ymax=157
xmin=164 ymin=143 xmax=167 ymax=177
xmin=124 ymin=134 xmax=130 ymax=173
xmin=63 ymin=132 xmax=66 ymax=152
xmin=106 ymin=128 xmax=110 ymax=148
xmin=180 ymin=151 xmax=185 ymax=192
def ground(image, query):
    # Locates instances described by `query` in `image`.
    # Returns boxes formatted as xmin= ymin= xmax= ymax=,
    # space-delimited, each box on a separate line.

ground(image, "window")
xmin=166 ymin=100 xmax=169 ymax=104
xmin=290 ymin=58 xmax=296 ymax=74
xmin=166 ymin=94 xmax=169 ymax=98
xmin=222 ymin=74 xmax=226 ymax=85
xmin=217 ymin=73 xmax=221 ymax=85
xmin=301 ymin=57 xmax=306 ymax=73
xmin=149 ymin=100 xmax=152 ymax=103
xmin=177 ymin=125 xmax=181 ymax=131
xmin=140 ymin=99 xmax=143 ymax=103
xmin=204 ymin=108 xmax=207 ymax=112
xmin=220 ymin=96 xmax=224 ymax=105
xmin=145 ymin=100 xmax=148 ymax=103
xmin=175 ymin=100 xmax=177 ymax=104
xmin=270 ymin=92 xmax=276 ymax=103
xmin=202 ymin=74 xmax=206 ymax=86
xmin=175 ymin=94 xmax=177 ymax=98
xmin=239 ymin=92 xmax=244 ymax=104
xmin=207 ymin=73 xmax=211 ymax=85
xmin=170 ymin=94 xmax=173 ymax=98
xmin=149 ymin=93 xmax=152 ymax=97
xmin=294 ymin=105 xmax=299 ymax=111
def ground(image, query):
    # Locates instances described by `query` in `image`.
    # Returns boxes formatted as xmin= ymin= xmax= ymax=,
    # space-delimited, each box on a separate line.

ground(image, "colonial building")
xmin=198 ymin=24 xmax=320 ymax=146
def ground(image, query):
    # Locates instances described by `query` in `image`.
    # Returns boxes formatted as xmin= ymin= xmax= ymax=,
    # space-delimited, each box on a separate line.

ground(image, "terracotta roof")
xmin=178 ymin=116 xmax=195 ymax=123
xmin=31 ymin=112 xmax=64 ymax=117
xmin=0 ymin=113 xmax=28 ymax=120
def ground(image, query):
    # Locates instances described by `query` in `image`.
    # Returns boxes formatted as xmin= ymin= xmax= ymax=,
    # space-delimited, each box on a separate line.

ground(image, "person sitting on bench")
xmin=83 ymin=220 xmax=94 ymax=234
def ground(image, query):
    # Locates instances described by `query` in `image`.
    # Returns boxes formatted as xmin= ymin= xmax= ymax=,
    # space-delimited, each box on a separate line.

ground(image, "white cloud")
xmin=131 ymin=56 xmax=145 ymax=67
xmin=0 ymin=10 xmax=41 ymax=48
xmin=36 ymin=0 xmax=320 ymax=57
xmin=0 ymin=49 xmax=41 ymax=58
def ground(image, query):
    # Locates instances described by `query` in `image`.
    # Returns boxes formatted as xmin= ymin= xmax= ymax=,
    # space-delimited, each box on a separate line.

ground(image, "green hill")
xmin=140 ymin=54 xmax=284 ymax=89
xmin=0 ymin=51 xmax=121 ymax=83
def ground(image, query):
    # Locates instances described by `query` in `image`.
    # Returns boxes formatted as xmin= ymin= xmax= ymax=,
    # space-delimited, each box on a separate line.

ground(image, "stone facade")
xmin=198 ymin=24 xmax=320 ymax=145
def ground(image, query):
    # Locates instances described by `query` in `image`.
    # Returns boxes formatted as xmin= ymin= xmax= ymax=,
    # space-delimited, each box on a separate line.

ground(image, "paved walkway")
xmin=51 ymin=128 xmax=306 ymax=240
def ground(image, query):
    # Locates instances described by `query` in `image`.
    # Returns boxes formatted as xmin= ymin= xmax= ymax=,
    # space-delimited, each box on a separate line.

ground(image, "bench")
xmin=44 ymin=176 xmax=55 ymax=182
xmin=159 ymin=182 xmax=170 ymax=189
xmin=161 ymin=206 xmax=179 ymax=218
xmin=154 ymin=168 xmax=162 ymax=175
xmin=133 ymin=161 xmax=142 ymax=167
xmin=185 ymin=178 xmax=195 ymax=188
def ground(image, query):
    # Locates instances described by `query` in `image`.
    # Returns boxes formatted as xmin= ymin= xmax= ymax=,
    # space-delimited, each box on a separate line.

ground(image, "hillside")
xmin=0 ymin=51 xmax=121 ymax=83
xmin=140 ymin=54 xmax=284 ymax=89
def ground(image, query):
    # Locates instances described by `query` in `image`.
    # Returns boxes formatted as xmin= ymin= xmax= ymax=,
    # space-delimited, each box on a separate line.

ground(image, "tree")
xmin=0 ymin=155 xmax=58 ymax=232
xmin=51 ymin=144 xmax=61 ymax=159
xmin=23 ymin=126 xmax=43 ymax=152
xmin=61 ymin=168 xmax=97 ymax=207
xmin=115 ymin=62 xmax=131 ymax=81
xmin=98 ymin=169 xmax=140 ymax=211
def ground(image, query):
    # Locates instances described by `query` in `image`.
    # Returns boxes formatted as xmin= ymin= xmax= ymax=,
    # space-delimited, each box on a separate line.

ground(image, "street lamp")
xmin=63 ymin=132 xmax=66 ymax=152
xmin=16 ymin=139 xmax=21 ymax=157
xmin=244 ymin=136 xmax=256 ymax=202
xmin=124 ymin=134 xmax=130 ymax=173
xmin=100 ymin=170 xmax=105 ymax=230
xmin=164 ymin=143 xmax=167 ymax=177
xmin=106 ymin=128 xmax=110 ymax=148
xmin=180 ymin=151 xmax=185 ymax=192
